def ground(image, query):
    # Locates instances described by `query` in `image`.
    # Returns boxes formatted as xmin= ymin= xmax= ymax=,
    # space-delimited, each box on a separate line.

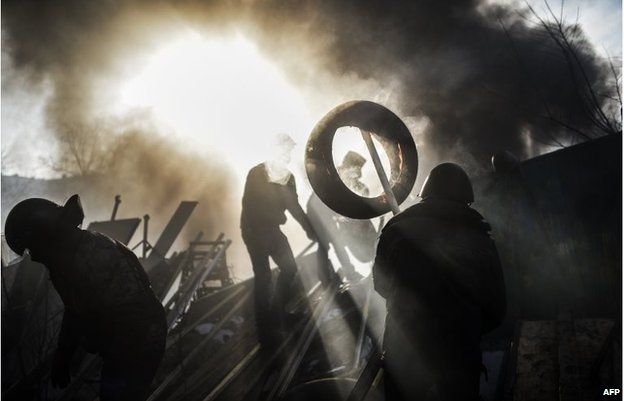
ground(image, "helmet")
xmin=4 ymin=195 xmax=84 ymax=256
xmin=419 ymin=163 xmax=474 ymax=204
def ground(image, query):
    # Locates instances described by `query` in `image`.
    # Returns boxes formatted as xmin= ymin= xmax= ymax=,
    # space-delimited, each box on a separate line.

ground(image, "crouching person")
xmin=5 ymin=195 xmax=167 ymax=401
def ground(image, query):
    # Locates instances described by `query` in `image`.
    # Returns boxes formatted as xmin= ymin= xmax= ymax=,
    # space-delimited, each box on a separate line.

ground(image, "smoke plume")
xmin=3 ymin=0 xmax=617 ymax=168
xmin=1 ymin=0 xmax=618 ymax=271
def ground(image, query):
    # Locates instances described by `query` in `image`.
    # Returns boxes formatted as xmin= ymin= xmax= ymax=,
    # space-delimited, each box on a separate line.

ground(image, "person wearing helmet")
xmin=337 ymin=150 xmax=369 ymax=197
xmin=241 ymin=133 xmax=317 ymax=347
xmin=4 ymin=195 xmax=166 ymax=401
xmin=306 ymin=151 xmax=375 ymax=283
xmin=373 ymin=163 xmax=506 ymax=401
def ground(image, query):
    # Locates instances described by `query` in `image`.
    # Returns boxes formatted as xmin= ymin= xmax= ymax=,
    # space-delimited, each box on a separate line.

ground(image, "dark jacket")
xmin=50 ymin=230 xmax=163 ymax=353
xmin=373 ymin=199 xmax=506 ymax=332
xmin=241 ymin=163 xmax=313 ymax=235
xmin=373 ymin=199 xmax=506 ymax=400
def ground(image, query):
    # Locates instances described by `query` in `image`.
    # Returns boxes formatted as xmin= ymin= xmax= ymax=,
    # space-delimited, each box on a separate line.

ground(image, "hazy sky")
xmin=521 ymin=0 xmax=621 ymax=55
xmin=2 ymin=0 xmax=621 ymax=178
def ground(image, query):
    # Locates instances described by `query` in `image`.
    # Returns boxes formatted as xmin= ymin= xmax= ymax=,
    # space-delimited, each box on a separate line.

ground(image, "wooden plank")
xmin=146 ymin=294 xmax=250 ymax=401
xmin=144 ymin=202 xmax=198 ymax=272
xmin=267 ymin=284 xmax=338 ymax=400
xmin=514 ymin=321 xmax=559 ymax=401
xmin=557 ymin=317 xmax=582 ymax=401
xmin=166 ymin=240 xmax=231 ymax=328
xmin=201 ymin=344 xmax=261 ymax=401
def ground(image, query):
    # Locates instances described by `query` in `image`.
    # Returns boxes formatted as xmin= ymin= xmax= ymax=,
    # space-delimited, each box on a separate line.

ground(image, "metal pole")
xmin=345 ymin=130 xmax=402 ymax=401
xmin=142 ymin=214 xmax=150 ymax=259
xmin=360 ymin=130 xmax=401 ymax=215
xmin=111 ymin=195 xmax=121 ymax=221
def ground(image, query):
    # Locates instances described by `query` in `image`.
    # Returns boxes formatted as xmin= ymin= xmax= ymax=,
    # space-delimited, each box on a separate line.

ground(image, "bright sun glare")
xmin=118 ymin=31 xmax=314 ymax=176
xmin=117 ymin=30 xmax=385 ymax=277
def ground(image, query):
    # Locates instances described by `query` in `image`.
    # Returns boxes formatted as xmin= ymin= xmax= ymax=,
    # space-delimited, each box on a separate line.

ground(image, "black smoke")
xmin=2 ymin=0 xmax=617 ymax=174
xmin=247 ymin=0 xmax=617 ymax=168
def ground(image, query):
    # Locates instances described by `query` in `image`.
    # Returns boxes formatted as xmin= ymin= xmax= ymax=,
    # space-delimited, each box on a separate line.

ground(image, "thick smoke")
xmin=2 ymin=1 xmax=239 ymax=246
xmin=2 ymin=0 xmax=616 ymax=170
xmin=90 ymin=127 xmax=239 ymax=246
xmin=1 ymin=0 xmax=617 ymax=268
xmin=247 ymin=0 xmax=617 ymax=170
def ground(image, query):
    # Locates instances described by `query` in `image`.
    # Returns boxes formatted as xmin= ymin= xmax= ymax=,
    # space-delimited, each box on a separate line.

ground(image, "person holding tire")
xmin=241 ymin=133 xmax=317 ymax=348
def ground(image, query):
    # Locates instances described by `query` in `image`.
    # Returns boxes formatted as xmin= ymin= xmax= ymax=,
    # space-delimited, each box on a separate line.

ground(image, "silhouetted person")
xmin=306 ymin=151 xmax=375 ymax=282
xmin=241 ymin=133 xmax=316 ymax=347
xmin=4 ymin=195 xmax=167 ymax=401
xmin=373 ymin=163 xmax=506 ymax=401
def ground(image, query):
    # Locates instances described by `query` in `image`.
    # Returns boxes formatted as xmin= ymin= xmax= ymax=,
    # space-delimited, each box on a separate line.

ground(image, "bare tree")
xmin=53 ymin=119 xmax=113 ymax=176
xmin=502 ymin=0 xmax=622 ymax=145
xmin=530 ymin=1 xmax=620 ymax=134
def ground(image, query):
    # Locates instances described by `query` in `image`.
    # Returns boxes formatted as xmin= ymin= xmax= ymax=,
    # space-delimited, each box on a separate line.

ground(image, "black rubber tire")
xmin=305 ymin=101 xmax=418 ymax=219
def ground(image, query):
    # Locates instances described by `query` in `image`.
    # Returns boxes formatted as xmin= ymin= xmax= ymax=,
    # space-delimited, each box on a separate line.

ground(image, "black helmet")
xmin=419 ymin=163 xmax=474 ymax=204
xmin=4 ymin=195 xmax=84 ymax=256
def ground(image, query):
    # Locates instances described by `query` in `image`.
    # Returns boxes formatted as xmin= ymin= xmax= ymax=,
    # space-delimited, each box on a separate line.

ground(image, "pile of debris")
xmin=2 ymin=198 xmax=236 ymax=400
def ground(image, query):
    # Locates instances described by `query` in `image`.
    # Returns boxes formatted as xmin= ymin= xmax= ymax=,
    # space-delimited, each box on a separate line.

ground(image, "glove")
xmin=51 ymin=348 xmax=71 ymax=389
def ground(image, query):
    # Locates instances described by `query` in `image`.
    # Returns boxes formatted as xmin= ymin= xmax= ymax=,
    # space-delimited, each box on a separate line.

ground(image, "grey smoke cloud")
xmin=3 ymin=0 xmax=616 ymax=169
xmin=1 ymin=0 xmax=618 ymax=273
